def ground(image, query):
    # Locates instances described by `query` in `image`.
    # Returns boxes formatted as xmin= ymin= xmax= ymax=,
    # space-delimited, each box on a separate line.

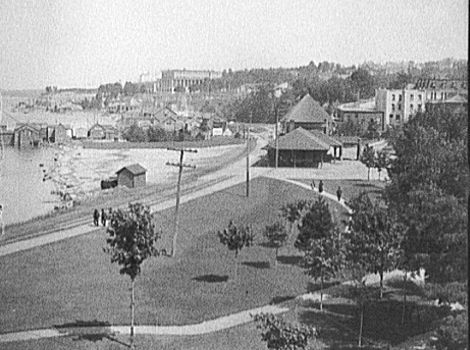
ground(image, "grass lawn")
xmin=0 ymin=177 xmax=346 ymax=334
xmin=293 ymin=178 xmax=386 ymax=203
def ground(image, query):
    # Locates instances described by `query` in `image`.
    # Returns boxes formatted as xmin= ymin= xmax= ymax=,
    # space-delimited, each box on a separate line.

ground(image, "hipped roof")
xmin=268 ymin=127 xmax=330 ymax=151
xmin=281 ymin=94 xmax=332 ymax=124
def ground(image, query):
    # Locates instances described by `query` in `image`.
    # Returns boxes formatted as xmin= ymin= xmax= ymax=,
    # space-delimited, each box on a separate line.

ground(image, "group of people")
xmin=93 ymin=208 xmax=113 ymax=227
xmin=310 ymin=179 xmax=343 ymax=202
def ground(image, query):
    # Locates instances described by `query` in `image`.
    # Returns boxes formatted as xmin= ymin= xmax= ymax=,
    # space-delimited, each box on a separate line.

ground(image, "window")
xmin=418 ymin=104 xmax=422 ymax=111
xmin=398 ymin=104 xmax=401 ymax=110
xmin=418 ymin=94 xmax=422 ymax=101
xmin=411 ymin=94 xmax=414 ymax=100
xmin=392 ymin=94 xmax=396 ymax=101
xmin=392 ymin=104 xmax=395 ymax=111
xmin=399 ymin=95 xmax=402 ymax=101
xmin=410 ymin=104 xmax=413 ymax=110
xmin=396 ymin=115 xmax=400 ymax=121
xmin=389 ymin=114 xmax=393 ymax=121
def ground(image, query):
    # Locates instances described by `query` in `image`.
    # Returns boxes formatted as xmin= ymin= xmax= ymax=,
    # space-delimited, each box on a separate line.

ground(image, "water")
xmin=0 ymin=147 xmax=58 ymax=226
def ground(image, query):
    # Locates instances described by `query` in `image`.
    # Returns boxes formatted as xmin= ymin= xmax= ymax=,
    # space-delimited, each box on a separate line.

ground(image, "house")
xmin=73 ymin=127 xmax=88 ymax=139
xmin=13 ymin=123 xmax=41 ymax=147
xmin=281 ymin=94 xmax=333 ymax=134
xmin=426 ymin=93 xmax=468 ymax=114
xmin=51 ymin=123 xmax=68 ymax=144
xmin=116 ymin=164 xmax=147 ymax=188
xmin=266 ymin=127 xmax=332 ymax=168
xmin=88 ymin=124 xmax=119 ymax=140
xmin=336 ymin=99 xmax=385 ymax=132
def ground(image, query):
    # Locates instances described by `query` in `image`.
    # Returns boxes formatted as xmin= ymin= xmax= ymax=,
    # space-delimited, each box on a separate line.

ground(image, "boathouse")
xmin=116 ymin=164 xmax=147 ymax=188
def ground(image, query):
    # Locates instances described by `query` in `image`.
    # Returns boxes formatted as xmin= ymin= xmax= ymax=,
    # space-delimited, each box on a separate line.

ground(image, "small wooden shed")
xmin=116 ymin=164 xmax=147 ymax=188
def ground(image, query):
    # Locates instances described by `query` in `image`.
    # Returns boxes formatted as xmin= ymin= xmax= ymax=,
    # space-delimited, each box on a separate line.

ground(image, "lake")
xmin=0 ymin=147 xmax=58 ymax=226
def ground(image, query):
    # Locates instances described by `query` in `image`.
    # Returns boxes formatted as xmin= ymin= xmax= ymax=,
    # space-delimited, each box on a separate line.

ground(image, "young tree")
xmin=253 ymin=313 xmax=317 ymax=350
xmin=348 ymin=193 xmax=404 ymax=298
xmin=104 ymin=203 xmax=161 ymax=348
xmin=263 ymin=221 xmax=288 ymax=266
xmin=217 ymin=220 xmax=254 ymax=280
xmin=359 ymin=145 xmax=376 ymax=181
xmin=374 ymin=150 xmax=389 ymax=181
xmin=295 ymin=197 xmax=341 ymax=310
xmin=280 ymin=200 xmax=311 ymax=236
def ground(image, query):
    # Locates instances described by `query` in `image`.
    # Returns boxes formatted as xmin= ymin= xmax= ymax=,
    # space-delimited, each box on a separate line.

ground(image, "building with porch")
xmin=266 ymin=127 xmax=342 ymax=168
xmin=13 ymin=124 xmax=41 ymax=147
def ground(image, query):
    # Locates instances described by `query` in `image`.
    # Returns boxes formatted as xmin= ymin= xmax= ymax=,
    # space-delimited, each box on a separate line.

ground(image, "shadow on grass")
xmin=277 ymin=255 xmax=302 ymax=266
xmin=54 ymin=319 xmax=129 ymax=347
xmin=300 ymin=297 xmax=451 ymax=347
xmin=306 ymin=280 xmax=341 ymax=293
xmin=242 ymin=261 xmax=271 ymax=269
xmin=192 ymin=274 xmax=229 ymax=283
xmin=270 ymin=295 xmax=296 ymax=305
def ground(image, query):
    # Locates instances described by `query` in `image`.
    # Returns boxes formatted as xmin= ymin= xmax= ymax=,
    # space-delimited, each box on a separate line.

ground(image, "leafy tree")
xmin=217 ymin=220 xmax=254 ymax=280
xmin=123 ymin=124 xmax=148 ymax=142
xmin=295 ymin=197 xmax=341 ymax=310
xmin=295 ymin=197 xmax=334 ymax=252
xmin=253 ymin=313 xmax=317 ymax=350
xmin=263 ymin=221 xmax=288 ymax=266
xmin=385 ymin=107 xmax=468 ymax=283
xmin=347 ymin=193 xmax=404 ymax=298
xmin=104 ymin=203 xmax=161 ymax=348
xmin=433 ymin=312 xmax=468 ymax=350
xmin=279 ymin=200 xmax=311 ymax=236
xmin=359 ymin=145 xmax=376 ymax=181
xmin=349 ymin=68 xmax=376 ymax=99
xmin=365 ymin=119 xmax=380 ymax=139
xmin=374 ymin=150 xmax=389 ymax=181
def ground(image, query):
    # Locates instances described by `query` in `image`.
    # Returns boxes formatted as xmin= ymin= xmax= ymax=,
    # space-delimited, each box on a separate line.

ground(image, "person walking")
xmin=318 ymin=180 xmax=324 ymax=194
xmin=93 ymin=209 xmax=99 ymax=226
xmin=336 ymin=186 xmax=343 ymax=202
xmin=101 ymin=208 xmax=106 ymax=227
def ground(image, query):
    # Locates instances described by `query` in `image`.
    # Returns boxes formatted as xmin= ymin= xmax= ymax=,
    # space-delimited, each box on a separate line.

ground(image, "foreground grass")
xmin=0 ymin=177 xmax=345 ymax=333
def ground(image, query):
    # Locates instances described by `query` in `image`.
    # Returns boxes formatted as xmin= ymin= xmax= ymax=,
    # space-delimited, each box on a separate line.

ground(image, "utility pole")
xmin=166 ymin=147 xmax=197 ymax=257
xmin=246 ymin=112 xmax=252 ymax=197
xmin=274 ymin=102 xmax=279 ymax=169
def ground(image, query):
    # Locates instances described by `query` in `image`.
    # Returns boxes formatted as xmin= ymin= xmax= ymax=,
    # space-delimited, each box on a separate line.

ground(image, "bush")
xmin=433 ymin=312 xmax=468 ymax=350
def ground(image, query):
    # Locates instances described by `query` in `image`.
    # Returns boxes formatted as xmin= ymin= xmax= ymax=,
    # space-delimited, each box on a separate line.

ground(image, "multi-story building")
xmin=414 ymin=78 xmax=467 ymax=102
xmin=375 ymin=88 xmax=426 ymax=127
xmin=336 ymin=99 xmax=385 ymax=132
xmin=158 ymin=69 xmax=222 ymax=93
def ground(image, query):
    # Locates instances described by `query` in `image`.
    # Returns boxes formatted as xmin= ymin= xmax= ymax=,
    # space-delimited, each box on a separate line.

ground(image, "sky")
xmin=0 ymin=0 xmax=468 ymax=90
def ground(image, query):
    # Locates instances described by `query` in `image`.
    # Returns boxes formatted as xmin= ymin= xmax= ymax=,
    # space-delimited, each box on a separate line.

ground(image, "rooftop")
xmin=116 ymin=163 xmax=147 ymax=176
xmin=282 ymin=94 xmax=332 ymax=124
xmin=336 ymin=99 xmax=377 ymax=113
xmin=268 ymin=127 xmax=330 ymax=151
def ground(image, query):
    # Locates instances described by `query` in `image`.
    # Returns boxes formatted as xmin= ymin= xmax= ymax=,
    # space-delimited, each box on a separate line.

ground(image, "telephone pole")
xmin=246 ymin=112 xmax=252 ymax=197
xmin=274 ymin=103 xmax=279 ymax=169
xmin=166 ymin=147 xmax=197 ymax=257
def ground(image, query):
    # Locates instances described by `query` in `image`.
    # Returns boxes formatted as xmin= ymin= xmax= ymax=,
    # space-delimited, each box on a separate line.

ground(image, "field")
xmin=0 ymin=177 xmax=346 ymax=333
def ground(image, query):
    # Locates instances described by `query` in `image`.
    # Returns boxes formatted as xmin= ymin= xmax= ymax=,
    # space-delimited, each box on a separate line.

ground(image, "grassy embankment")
xmin=1 ymin=139 xmax=255 ymax=242
xmin=0 ymin=177 xmax=346 ymax=333
xmin=1 ymin=178 xmax=448 ymax=350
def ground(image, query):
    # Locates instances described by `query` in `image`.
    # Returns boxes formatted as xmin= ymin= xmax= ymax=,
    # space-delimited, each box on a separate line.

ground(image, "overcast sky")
xmin=0 ymin=0 xmax=468 ymax=90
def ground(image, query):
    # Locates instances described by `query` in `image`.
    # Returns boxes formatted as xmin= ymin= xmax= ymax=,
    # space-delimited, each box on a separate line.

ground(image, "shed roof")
xmin=116 ymin=163 xmax=147 ymax=176
xmin=281 ymin=94 xmax=332 ymax=124
xmin=268 ymin=127 xmax=330 ymax=151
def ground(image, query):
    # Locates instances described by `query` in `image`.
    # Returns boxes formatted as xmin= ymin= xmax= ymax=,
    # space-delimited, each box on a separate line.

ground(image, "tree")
xmin=385 ymin=106 xmax=468 ymax=283
xmin=279 ymin=200 xmax=311 ymax=236
xmin=123 ymin=124 xmax=148 ymax=142
xmin=359 ymin=145 xmax=375 ymax=181
xmin=217 ymin=221 xmax=254 ymax=280
xmin=374 ymin=150 xmax=389 ymax=181
xmin=263 ymin=221 xmax=288 ymax=266
xmin=253 ymin=313 xmax=317 ymax=350
xmin=104 ymin=203 xmax=161 ymax=348
xmin=347 ymin=193 xmax=404 ymax=298
xmin=349 ymin=68 xmax=376 ymax=99
xmin=295 ymin=197 xmax=341 ymax=310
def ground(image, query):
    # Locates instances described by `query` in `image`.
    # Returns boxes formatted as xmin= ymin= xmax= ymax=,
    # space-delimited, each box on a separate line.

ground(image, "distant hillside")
xmin=0 ymin=89 xmax=43 ymax=98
